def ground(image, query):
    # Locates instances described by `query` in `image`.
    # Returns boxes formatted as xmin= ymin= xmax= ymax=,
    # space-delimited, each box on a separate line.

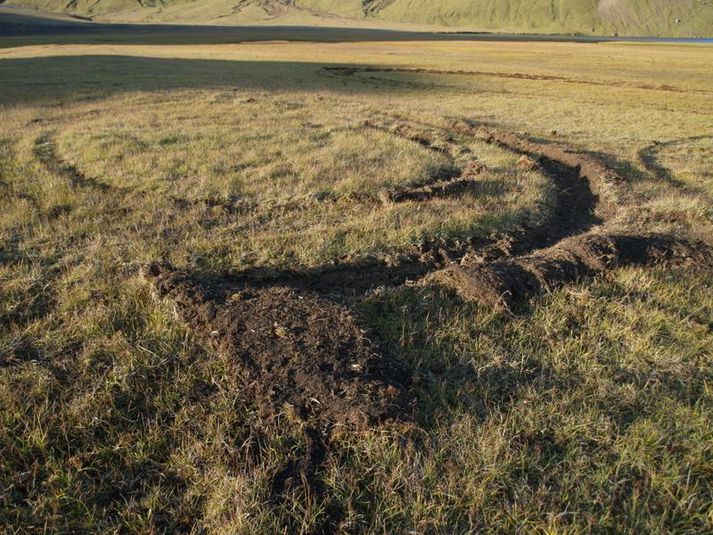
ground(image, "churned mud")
xmin=149 ymin=116 xmax=711 ymax=308
xmin=145 ymin=263 xmax=410 ymax=430
xmin=144 ymin=262 xmax=412 ymax=511
xmin=430 ymin=233 xmax=710 ymax=310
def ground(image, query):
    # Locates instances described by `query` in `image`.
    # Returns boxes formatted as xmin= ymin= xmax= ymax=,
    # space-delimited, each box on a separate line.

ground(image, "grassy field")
xmin=1 ymin=32 xmax=713 ymax=533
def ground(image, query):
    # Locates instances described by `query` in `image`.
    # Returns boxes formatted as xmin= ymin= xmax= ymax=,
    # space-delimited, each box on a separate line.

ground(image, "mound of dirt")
xmin=145 ymin=263 xmax=410 ymax=430
xmin=430 ymin=233 xmax=711 ymax=310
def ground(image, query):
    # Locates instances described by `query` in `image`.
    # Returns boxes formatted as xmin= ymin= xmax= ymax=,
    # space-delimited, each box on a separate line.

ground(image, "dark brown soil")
xmin=141 ymin=117 xmax=712 ymax=409
xmin=140 ymin=117 xmax=713 ymax=508
xmin=141 ymin=119 xmax=713 ymax=434
xmin=430 ymin=233 xmax=711 ymax=310
xmin=144 ymin=263 xmax=410 ymax=430
xmin=456 ymin=119 xmax=619 ymax=223
xmin=156 ymin=118 xmax=711 ymax=308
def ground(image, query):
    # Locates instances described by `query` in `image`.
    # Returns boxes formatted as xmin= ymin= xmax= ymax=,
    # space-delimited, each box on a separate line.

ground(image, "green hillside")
xmin=4 ymin=0 xmax=713 ymax=36
xmin=302 ymin=0 xmax=713 ymax=36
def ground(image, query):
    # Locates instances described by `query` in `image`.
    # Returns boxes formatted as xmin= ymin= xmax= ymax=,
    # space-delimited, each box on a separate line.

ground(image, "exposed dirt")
xmin=145 ymin=262 xmax=410 ymax=430
xmin=138 ymin=114 xmax=712 ymax=506
xmin=196 ymin=117 xmax=607 ymax=297
xmin=156 ymin=116 xmax=710 ymax=305
xmin=144 ymin=260 xmax=413 ymax=520
xmin=429 ymin=233 xmax=711 ymax=310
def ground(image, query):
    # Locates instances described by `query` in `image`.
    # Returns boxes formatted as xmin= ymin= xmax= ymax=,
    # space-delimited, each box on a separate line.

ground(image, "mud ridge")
xmin=368 ymin=113 xmax=614 ymax=252
xmin=162 ymin=118 xmax=709 ymax=303
xmin=143 ymin=117 xmax=712 ymax=503
xmin=202 ymin=117 xmax=617 ymax=298
xmin=144 ymin=262 xmax=411 ymax=430
xmin=428 ymin=232 xmax=711 ymax=311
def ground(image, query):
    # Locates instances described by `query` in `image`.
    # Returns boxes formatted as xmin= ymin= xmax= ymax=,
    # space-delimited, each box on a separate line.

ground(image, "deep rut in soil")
xmin=161 ymin=117 xmax=706 ymax=304
xmin=146 ymin=262 xmax=410 ymax=431
xmin=145 ymin=116 xmax=711 ymax=410
xmin=139 ymin=115 xmax=710 ymax=506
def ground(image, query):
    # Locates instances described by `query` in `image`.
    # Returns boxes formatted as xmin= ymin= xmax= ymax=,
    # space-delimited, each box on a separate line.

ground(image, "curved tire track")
xmin=323 ymin=66 xmax=713 ymax=96
xmin=430 ymin=232 xmax=708 ymax=310
xmin=427 ymin=120 xmax=709 ymax=310
xmin=34 ymin=132 xmax=119 ymax=193
xmin=151 ymin=117 xmax=710 ymax=305
xmin=144 ymin=115 xmax=711 ymax=503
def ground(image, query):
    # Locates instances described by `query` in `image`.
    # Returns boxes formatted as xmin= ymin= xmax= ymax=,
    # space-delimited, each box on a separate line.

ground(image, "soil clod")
xmin=430 ymin=233 xmax=711 ymax=309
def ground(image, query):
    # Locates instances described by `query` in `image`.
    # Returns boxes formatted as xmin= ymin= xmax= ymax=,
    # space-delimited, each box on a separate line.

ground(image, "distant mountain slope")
xmin=4 ymin=0 xmax=713 ymax=36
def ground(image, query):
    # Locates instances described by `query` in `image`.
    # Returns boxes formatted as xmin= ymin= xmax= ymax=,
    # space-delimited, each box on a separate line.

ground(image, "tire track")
xmin=177 ymin=117 xmax=618 ymax=298
xmin=152 ymin=117 xmax=709 ymax=304
xmin=426 ymin=119 xmax=710 ymax=310
xmin=430 ymin=232 xmax=709 ymax=310
xmin=168 ymin=122 xmax=477 ymax=219
xmin=34 ymin=132 xmax=119 ymax=193
xmin=323 ymin=66 xmax=713 ymax=96
xmin=145 ymin=116 xmax=711 ymax=505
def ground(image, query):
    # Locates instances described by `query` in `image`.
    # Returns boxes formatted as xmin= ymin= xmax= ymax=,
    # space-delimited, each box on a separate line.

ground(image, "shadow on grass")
xmin=0 ymin=55 xmax=424 ymax=106
xmin=636 ymin=136 xmax=713 ymax=200
xmin=359 ymin=279 xmax=713 ymax=432
xmin=0 ymin=11 xmax=492 ymax=46
xmin=354 ymin=286 xmax=564 ymax=430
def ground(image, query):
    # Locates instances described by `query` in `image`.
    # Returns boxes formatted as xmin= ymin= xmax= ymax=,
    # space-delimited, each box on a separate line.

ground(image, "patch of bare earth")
xmin=144 ymin=263 xmax=411 ymax=431
xmin=430 ymin=232 xmax=710 ymax=310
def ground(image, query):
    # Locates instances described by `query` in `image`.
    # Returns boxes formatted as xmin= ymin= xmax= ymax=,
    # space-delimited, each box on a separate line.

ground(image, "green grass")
xmin=1 ymin=37 xmax=712 ymax=533
xmin=6 ymin=0 xmax=713 ymax=36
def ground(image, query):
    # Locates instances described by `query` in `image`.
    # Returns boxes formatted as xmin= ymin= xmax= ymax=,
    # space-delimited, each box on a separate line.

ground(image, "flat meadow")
xmin=1 ymin=31 xmax=712 ymax=533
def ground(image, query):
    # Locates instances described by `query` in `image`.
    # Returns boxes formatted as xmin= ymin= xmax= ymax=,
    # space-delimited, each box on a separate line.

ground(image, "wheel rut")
xmin=142 ymin=115 xmax=711 ymax=504
xmin=637 ymin=135 xmax=713 ymax=202
xmin=322 ymin=66 xmax=713 ymax=96
xmin=34 ymin=132 xmax=120 ymax=193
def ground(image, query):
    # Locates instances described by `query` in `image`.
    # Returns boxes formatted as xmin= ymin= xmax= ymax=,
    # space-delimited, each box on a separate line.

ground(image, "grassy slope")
xmin=5 ymin=0 xmax=713 ymax=36
xmin=306 ymin=0 xmax=713 ymax=36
